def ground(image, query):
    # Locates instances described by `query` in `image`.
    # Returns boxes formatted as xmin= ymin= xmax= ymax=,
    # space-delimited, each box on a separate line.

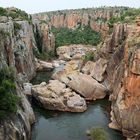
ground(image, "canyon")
xmin=0 ymin=6 xmax=140 ymax=140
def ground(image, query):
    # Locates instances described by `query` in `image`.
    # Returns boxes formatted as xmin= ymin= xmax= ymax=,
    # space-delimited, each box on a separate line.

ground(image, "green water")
xmin=31 ymin=99 xmax=126 ymax=140
xmin=31 ymin=65 xmax=126 ymax=140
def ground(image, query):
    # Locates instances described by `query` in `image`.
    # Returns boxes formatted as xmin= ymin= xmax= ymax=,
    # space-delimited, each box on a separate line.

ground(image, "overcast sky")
xmin=0 ymin=0 xmax=140 ymax=14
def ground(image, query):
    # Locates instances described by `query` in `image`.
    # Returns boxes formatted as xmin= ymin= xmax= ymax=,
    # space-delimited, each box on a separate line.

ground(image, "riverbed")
xmin=31 ymin=64 xmax=126 ymax=140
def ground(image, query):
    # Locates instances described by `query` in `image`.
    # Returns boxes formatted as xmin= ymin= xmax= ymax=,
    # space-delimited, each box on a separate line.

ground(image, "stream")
xmin=31 ymin=64 xmax=126 ymax=140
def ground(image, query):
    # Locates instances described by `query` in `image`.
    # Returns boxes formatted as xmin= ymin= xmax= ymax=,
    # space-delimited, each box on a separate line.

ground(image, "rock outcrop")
xmin=32 ymin=7 xmax=125 ymax=38
xmin=53 ymin=60 xmax=107 ymax=100
xmin=35 ymin=59 xmax=54 ymax=71
xmin=97 ymin=22 xmax=140 ymax=139
xmin=33 ymin=19 xmax=55 ymax=53
xmin=82 ymin=58 xmax=108 ymax=82
xmin=0 ymin=13 xmax=36 ymax=140
xmin=57 ymin=44 xmax=96 ymax=60
xmin=32 ymin=80 xmax=87 ymax=112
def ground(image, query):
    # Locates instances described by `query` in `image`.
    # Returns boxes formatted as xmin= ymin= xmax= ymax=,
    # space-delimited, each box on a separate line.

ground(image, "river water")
xmin=31 ymin=65 xmax=126 ymax=140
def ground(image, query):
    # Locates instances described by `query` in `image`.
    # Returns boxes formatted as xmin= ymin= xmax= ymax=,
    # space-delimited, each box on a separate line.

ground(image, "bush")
xmin=89 ymin=128 xmax=109 ymax=140
xmin=13 ymin=22 xmax=22 ymax=35
xmin=36 ymin=51 xmax=55 ymax=61
xmin=0 ymin=7 xmax=32 ymax=24
xmin=0 ymin=67 xmax=21 ymax=119
xmin=83 ymin=52 xmax=94 ymax=62
xmin=0 ymin=7 xmax=7 ymax=16
xmin=108 ymin=8 xmax=140 ymax=32
xmin=51 ymin=25 xmax=102 ymax=48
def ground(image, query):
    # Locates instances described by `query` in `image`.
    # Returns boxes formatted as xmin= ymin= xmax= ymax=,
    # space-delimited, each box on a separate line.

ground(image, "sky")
xmin=0 ymin=0 xmax=140 ymax=14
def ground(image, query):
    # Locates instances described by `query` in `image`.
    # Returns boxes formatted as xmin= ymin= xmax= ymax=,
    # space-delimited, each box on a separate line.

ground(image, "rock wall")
xmin=32 ymin=7 xmax=126 ymax=38
xmin=99 ymin=22 xmax=140 ymax=139
xmin=0 ymin=16 xmax=36 ymax=140
xmin=33 ymin=19 xmax=55 ymax=53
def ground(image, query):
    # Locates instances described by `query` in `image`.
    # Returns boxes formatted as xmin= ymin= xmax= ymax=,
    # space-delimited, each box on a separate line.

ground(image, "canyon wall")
xmin=33 ymin=19 xmax=55 ymax=53
xmin=98 ymin=22 xmax=140 ymax=139
xmin=32 ymin=7 xmax=126 ymax=38
xmin=0 ymin=15 xmax=36 ymax=140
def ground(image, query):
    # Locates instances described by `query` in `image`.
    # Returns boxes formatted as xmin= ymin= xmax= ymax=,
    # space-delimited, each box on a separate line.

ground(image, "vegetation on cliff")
xmin=83 ymin=52 xmax=95 ymax=62
xmin=51 ymin=25 xmax=102 ymax=47
xmin=108 ymin=8 xmax=140 ymax=29
xmin=0 ymin=67 xmax=21 ymax=119
xmin=0 ymin=7 xmax=32 ymax=23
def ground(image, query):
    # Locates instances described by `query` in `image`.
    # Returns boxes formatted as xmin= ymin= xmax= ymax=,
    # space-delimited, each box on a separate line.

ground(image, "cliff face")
xmin=0 ymin=16 xmax=36 ymax=140
xmin=33 ymin=20 xmax=55 ymax=53
xmin=99 ymin=22 xmax=140 ymax=139
xmin=32 ymin=7 xmax=125 ymax=38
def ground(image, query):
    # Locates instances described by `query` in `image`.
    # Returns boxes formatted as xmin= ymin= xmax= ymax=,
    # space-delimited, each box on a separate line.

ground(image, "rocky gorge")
xmin=0 ymin=6 xmax=140 ymax=140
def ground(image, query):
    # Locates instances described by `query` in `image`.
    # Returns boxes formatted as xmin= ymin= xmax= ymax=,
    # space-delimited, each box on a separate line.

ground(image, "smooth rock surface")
xmin=53 ymin=61 xmax=107 ymax=100
xmin=32 ymin=80 xmax=87 ymax=112
xmin=36 ymin=59 xmax=54 ymax=71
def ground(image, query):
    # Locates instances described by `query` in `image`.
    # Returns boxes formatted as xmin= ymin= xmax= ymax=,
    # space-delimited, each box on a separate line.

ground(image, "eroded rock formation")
xmin=53 ymin=60 xmax=107 ymax=100
xmin=32 ymin=7 xmax=125 ymax=38
xmin=0 ymin=14 xmax=36 ymax=140
xmin=32 ymin=80 xmax=87 ymax=112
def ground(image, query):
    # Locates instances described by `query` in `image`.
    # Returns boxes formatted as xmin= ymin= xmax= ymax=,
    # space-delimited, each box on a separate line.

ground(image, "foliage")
xmin=51 ymin=25 xmax=102 ymax=48
xmin=13 ymin=22 xmax=22 ymax=35
xmin=36 ymin=51 xmax=55 ymax=61
xmin=108 ymin=8 xmax=140 ymax=31
xmin=0 ymin=7 xmax=32 ymax=24
xmin=89 ymin=128 xmax=109 ymax=140
xmin=82 ymin=52 xmax=94 ymax=62
xmin=34 ymin=25 xmax=43 ymax=53
xmin=0 ymin=7 xmax=7 ymax=16
xmin=0 ymin=67 xmax=21 ymax=119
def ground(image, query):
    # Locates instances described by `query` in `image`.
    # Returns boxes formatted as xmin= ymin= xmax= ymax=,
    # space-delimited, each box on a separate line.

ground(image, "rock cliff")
xmin=32 ymin=7 xmax=126 ymax=38
xmin=98 ymin=22 xmax=140 ymax=139
xmin=0 ymin=10 xmax=36 ymax=140
xmin=0 ymin=6 xmax=140 ymax=140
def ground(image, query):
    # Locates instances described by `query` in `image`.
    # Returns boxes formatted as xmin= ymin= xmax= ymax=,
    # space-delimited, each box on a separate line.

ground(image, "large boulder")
xmin=81 ymin=61 xmax=95 ymax=75
xmin=68 ymin=73 xmax=107 ymax=100
xmin=90 ymin=58 xmax=108 ymax=82
xmin=52 ymin=61 xmax=107 ymax=100
xmin=57 ymin=44 xmax=96 ymax=60
xmin=35 ymin=59 xmax=54 ymax=71
xmin=32 ymin=80 xmax=87 ymax=112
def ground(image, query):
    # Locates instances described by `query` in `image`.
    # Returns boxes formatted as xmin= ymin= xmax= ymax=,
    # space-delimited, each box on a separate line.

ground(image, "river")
xmin=31 ymin=64 xmax=126 ymax=140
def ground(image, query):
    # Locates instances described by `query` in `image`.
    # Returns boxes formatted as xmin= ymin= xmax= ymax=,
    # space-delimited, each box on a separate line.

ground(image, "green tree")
xmin=0 ymin=67 xmax=21 ymax=119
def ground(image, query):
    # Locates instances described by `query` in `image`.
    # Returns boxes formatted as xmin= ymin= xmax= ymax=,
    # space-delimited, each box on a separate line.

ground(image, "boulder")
xmin=23 ymin=83 xmax=32 ymax=95
xmin=36 ymin=59 xmax=54 ymax=71
xmin=53 ymin=61 xmax=107 ymax=100
xmin=68 ymin=73 xmax=107 ymax=100
xmin=57 ymin=44 xmax=96 ymax=60
xmin=81 ymin=61 xmax=95 ymax=75
xmin=90 ymin=58 xmax=108 ymax=82
xmin=32 ymin=80 xmax=87 ymax=112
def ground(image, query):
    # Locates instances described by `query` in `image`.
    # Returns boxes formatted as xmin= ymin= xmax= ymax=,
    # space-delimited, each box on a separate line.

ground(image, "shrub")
xmin=108 ymin=8 xmax=140 ymax=32
xmin=0 ymin=67 xmax=21 ymax=119
xmin=51 ymin=25 xmax=102 ymax=48
xmin=83 ymin=52 xmax=94 ymax=62
xmin=0 ymin=7 xmax=7 ymax=16
xmin=89 ymin=128 xmax=109 ymax=140
xmin=13 ymin=22 xmax=22 ymax=35
xmin=0 ymin=7 xmax=32 ymax=24
xmin=36 ymin=51 xmax=55 ymax=61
